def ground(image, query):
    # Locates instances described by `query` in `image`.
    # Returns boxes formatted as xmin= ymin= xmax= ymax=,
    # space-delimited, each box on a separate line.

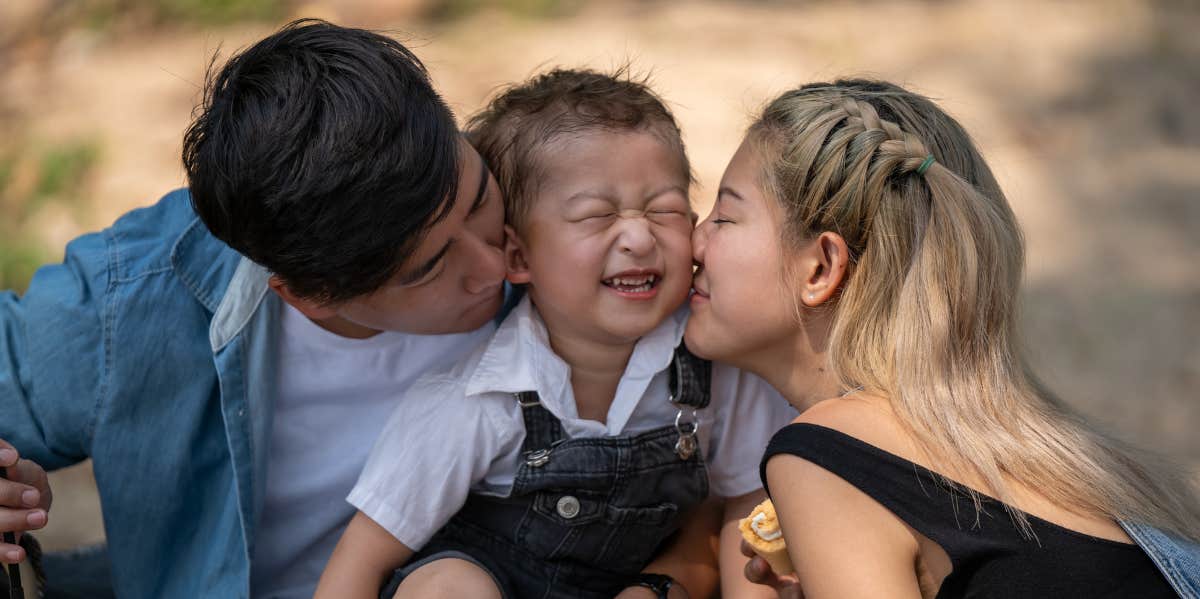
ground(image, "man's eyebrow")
xmin=468 ymin=158 xmax=490 ymax=215
xmin=718 ymin=186 xmax=745 ymax=201
xmin=396 ymin=242 xmax=452 ymax=285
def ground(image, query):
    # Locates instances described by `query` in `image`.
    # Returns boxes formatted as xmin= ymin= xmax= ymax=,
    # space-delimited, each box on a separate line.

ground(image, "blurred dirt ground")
xmin=1 ymin=0 xmax=1197 ymax=552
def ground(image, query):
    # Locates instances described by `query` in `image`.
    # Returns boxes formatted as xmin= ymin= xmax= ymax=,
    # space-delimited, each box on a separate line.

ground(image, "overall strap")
xmin=669 ymin=342 xmax=711 ymax=409
xmin=515 ymin=391 xmax=565 ymax=458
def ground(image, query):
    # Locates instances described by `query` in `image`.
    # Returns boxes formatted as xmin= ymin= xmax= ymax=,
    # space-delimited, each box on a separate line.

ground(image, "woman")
xmin=686 ymin=79 xmax=1200 ymax=598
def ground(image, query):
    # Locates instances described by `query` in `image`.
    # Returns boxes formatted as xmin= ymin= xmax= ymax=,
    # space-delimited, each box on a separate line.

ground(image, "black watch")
xmin=630 ymin=572 xmax=675 ymax=599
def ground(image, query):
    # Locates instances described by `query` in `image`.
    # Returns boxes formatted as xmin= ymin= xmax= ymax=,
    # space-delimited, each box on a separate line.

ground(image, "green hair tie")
xmin=916 ymin=154 xmax=936 ymax=175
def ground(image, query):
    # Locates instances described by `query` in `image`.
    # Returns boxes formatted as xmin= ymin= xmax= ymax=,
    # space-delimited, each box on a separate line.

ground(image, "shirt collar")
xmin=466 ymin=295 xmax=567 ymax=400
xmin=464 ymin=294 xmax=689 ymax=432
xmin=207 ymin=258 xmax=272 ymax=352
xmin=166 ymin=204 xmax=271 ymax=352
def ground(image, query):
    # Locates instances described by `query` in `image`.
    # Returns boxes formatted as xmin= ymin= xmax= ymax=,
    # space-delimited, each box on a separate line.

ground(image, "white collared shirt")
xmin=348 ymin=295 xmax=797 ymax=550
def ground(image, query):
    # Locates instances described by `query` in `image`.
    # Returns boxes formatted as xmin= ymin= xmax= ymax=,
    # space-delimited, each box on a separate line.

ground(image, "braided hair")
xmin=750 ymin=79 xmax=1200 ymax=540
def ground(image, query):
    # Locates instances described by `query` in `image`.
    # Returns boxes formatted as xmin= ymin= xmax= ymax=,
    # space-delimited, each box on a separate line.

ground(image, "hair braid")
xmin=749 ymin=79 xmax=1200 ymax=541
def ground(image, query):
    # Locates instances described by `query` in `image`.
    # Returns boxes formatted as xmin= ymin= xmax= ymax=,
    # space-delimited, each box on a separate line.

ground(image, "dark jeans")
xmin=0 ymin=542 xmax=115 ymax=599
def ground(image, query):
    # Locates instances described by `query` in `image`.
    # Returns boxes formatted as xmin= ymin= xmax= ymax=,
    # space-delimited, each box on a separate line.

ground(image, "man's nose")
xmin=464 ymin=236 xmax=505 ymax=294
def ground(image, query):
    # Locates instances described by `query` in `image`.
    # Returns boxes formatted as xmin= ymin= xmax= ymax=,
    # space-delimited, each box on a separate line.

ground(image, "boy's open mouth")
xmin=602 ymin=273 xmax=659 ymax=294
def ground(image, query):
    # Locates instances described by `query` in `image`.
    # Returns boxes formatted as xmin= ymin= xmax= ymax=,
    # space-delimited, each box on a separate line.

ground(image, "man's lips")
xmin=464 ymin=288 xmax=502 ymax=314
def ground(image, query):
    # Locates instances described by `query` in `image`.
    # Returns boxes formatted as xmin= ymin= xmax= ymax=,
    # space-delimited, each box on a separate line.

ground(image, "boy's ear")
xmin=503 ymin=225 xmax=532 ymax=284
xmin=268 ymin=275 xmax=340 ymax=320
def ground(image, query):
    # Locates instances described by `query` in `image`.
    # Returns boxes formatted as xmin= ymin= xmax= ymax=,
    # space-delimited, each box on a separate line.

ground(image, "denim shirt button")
xmin=556 ymin=495 xmax=581 ymax=519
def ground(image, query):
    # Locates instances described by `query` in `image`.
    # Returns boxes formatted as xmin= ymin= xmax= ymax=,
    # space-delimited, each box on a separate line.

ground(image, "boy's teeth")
xmin=603 ymin=274 xmax=658 ymax=293
xmin=607 ymin=275 xmax=656 ymax=286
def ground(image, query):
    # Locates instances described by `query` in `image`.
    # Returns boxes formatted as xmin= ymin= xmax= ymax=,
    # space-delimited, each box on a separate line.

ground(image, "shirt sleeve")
xmin=0 ymin=231 xmax=110 ymax=470
xmin=703 ymin=364 xmax=798 ymax=498
xmin=346 ymin=376 xmax=519 ymax=550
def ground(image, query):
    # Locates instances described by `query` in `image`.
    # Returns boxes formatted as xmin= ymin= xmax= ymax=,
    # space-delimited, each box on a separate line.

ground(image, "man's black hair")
xmin=183 ymin=19 xmax=460 ymax=303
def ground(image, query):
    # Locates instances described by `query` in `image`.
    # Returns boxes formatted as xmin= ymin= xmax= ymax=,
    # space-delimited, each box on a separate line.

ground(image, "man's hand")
xmin=0 ymin=439 xmax=51 ymax=564
xmin=741 ymin=539 xmax=804 ymax=599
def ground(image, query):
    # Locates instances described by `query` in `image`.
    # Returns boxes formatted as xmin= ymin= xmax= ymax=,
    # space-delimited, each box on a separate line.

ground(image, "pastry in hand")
xmin=739 ymin=498 xmax=794 ymax=575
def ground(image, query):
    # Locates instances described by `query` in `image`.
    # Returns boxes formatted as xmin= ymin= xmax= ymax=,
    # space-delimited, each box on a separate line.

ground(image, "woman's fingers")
xmin=742 ymin=543 xmax=806 ymax=599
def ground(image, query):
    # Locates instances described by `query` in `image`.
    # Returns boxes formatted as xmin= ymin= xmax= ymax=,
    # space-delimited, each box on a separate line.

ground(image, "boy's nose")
xmin=616 ymin=217 xmax=656 ymax=256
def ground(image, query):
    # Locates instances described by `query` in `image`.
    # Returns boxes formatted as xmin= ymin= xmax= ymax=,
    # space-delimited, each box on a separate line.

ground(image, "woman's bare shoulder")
xmin=768 ymin=394 xmax=924 ymax=598
xmin=790 ymin=393 xmax=927 ymax=464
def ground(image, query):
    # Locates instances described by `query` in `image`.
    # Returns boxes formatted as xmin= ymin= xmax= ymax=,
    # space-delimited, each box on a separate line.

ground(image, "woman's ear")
xmin=268 ymin=275 xmax=340 ymax=320
xmin=504 ymin=225 xmax=532 ymax=284
xmin=800 ymin=231 xmax=850 ymax=306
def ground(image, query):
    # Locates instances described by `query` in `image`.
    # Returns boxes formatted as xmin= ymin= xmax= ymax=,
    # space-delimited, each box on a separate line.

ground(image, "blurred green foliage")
xmin=0 ymin=139 xmax=101 ymax=293
xmin=147 ymin=0 xmax=286 ymax=24
xmin=31 ymin=0 xmax=576 ymax=33
xmin=29 ymin=142 xmax=101 ymax=219
xmin=428 ymin=0 xmax=583 ymax=21
xmin=57 ymin=0 xmax=287 ymax=31
xmin=0 ymin=235 xmax=48 ymax=297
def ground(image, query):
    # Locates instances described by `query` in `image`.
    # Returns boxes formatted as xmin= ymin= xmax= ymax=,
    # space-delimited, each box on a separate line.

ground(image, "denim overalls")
xmin=387 ymin=343 xmax=712 ymax=599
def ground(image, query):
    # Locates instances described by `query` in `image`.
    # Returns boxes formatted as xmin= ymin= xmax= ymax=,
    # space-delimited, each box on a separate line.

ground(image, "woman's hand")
xmin=741 ymin=539 xmax=804 ymax=599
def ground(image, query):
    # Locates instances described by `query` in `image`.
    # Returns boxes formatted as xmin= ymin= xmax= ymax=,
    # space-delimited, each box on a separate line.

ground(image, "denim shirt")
xmin=1 ymin=189 xmax=279 ymax=597
xmin=1122 ymin=521 xmax=1200 ymax=598
xmin=1 ymin=188 xmax=1198 ymax=597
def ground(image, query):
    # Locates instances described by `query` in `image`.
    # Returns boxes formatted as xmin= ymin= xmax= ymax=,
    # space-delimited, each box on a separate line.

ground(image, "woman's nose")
xmin=692 ymin=220 xmax=709 ymax=265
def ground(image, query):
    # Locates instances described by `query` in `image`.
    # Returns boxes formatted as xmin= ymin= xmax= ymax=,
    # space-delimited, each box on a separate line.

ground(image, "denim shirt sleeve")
xmin=0 ymin=230 xmax=110 ymax=470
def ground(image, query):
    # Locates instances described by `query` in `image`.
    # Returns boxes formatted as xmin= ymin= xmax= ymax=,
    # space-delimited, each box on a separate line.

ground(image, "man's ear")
xmin=503 ymin=225 xmax=532 ymax=285
xmin=268 ymin=275 xmax=340 ymax=320
xmin=799 ymin=231 xmax=850 ymax=307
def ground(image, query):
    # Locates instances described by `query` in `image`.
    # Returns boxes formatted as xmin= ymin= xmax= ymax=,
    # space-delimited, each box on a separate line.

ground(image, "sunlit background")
xmin=2 ymin=0 xmax=1197 ymax=554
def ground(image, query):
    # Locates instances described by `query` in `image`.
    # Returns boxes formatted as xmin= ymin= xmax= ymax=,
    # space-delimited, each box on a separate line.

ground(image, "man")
xmin=0 ymin=20 xmax=507 ymax=598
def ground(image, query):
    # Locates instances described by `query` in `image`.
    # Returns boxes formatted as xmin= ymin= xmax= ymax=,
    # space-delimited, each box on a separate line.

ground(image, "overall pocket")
xmin=514 ymin=490 xmax=606 ymax=561
xmin=594 ymin=502 xmax=682 ymax=574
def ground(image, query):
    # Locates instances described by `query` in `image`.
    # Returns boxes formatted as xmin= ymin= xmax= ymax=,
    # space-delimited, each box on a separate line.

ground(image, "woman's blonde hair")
xmin=751 ymin=78 xmax=1200 ymax=539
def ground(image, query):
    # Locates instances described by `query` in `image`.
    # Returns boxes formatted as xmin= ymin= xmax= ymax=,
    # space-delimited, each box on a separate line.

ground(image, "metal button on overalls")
xmin=556 ymin=495 xmax=581 ymax=519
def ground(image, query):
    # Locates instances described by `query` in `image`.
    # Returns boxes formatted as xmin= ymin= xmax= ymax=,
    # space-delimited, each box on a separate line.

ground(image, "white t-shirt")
xmin=348 ymin=296 xmax=798 ymax=551
xmin=250 ymin=303 xmax=493 ymax=599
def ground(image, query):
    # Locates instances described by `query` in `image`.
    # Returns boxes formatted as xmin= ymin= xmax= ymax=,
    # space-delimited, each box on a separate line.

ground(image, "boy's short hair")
xmin=466 ymin=67 xmax=692 ymax=232
xmin=183 ymin=19 xmax=460 ymax=303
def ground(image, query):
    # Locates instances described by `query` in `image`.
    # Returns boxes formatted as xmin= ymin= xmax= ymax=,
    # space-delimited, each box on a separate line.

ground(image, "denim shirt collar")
xmin=168 ymin=216 xmax=273 ymax=351
xmin=170 ymin=217 xmax=243 ymax=314
xmin=170 ymin=217 xmax=278 ymax=565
